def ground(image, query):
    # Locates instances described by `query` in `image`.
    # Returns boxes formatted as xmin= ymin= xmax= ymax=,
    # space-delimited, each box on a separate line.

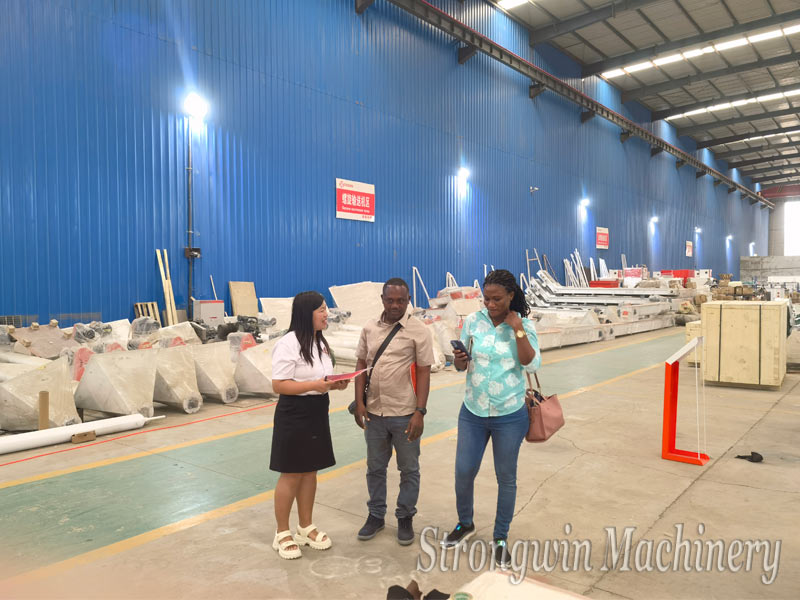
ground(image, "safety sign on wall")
xmin=336 ymin=178 xmax=375 ymax=222
xmin=596 ymin=227 xmax=609 ymax=250
xmin=686 ymin=241 xmax=693 ymax=257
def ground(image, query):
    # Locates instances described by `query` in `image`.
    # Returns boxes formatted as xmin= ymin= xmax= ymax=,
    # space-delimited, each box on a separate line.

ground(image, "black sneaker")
xmin=397 ymin=516 xmax=414 ymax=546
xmin=493 ymin=538 xmax=511 ymax=569
xmin=440 ymin=522 xmax=475 ymax=550
xmin=357 ymin=514 xmax=385 ymax=540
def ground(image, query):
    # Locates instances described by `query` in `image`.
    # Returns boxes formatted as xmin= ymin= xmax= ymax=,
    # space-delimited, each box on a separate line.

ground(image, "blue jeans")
xmin=365 ymin=413 xmax=420 ymax=519
xmin=455 ymin=403 xmax=529 ymax=540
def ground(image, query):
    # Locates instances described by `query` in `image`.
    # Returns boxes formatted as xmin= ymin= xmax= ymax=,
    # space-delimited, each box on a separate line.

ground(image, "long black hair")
xmin=484 ymin=269 xmax=530 ymax=318
xmin=289 ymin=291 xmax=333 ymax=365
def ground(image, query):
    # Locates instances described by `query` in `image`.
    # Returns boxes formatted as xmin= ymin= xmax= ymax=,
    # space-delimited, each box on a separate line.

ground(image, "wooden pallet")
xmin=134 ymin=301 xmax=162 ymax=326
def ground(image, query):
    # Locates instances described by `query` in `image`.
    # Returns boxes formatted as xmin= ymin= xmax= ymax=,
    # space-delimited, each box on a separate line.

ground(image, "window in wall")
xmin=786 ymin=201 xmax=800 ymax=256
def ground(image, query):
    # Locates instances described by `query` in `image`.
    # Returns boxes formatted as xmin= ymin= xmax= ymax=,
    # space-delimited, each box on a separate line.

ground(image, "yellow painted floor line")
xmin=0 ymin=361 xmax=661 ymax=590
xmin=0 ymin=383 xmax=465 ymax=491
xmin=0 ymin=330 xmax=678 ymax=490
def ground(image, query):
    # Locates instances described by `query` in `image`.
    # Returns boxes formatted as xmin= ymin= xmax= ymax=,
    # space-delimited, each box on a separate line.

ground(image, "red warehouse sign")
xmin=336 ymin=178 xmax=375 ymax=223
xmin=596 ymin=227 xmax=609 ymax=250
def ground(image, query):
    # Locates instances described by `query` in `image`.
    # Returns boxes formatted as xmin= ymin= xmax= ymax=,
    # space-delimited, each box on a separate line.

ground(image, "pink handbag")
xmin=525 ymin=372 xmax=564 ymax=443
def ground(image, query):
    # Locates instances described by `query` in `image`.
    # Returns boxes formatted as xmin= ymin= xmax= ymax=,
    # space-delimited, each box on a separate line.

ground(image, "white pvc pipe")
xmin=0 ymin=353 xmax=50 ymax=367
xmin=0 ymin=414 xmax=165 ymax=455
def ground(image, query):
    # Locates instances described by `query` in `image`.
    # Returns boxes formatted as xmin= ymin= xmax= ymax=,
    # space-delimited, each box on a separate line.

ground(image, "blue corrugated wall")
xmin=0 ymin=0 xmax=770 ymax=323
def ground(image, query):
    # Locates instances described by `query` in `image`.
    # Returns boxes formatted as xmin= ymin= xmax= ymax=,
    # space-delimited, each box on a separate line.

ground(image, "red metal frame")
xmin=662 ymin=360 xmax=709 ymax=466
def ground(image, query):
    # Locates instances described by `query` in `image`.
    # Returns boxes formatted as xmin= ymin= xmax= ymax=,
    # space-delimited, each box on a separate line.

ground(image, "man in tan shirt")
xmin=353 ymin=278 xmax=434 ymax=546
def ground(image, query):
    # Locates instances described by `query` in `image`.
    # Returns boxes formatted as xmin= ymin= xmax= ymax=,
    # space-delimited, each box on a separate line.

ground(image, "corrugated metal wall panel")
xmin=0 ymin=0 xmax=769 ymax=324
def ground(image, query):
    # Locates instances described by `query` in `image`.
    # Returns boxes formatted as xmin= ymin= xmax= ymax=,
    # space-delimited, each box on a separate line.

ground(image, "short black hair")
xmin=382 ymin=277 xmax=410 ymax=295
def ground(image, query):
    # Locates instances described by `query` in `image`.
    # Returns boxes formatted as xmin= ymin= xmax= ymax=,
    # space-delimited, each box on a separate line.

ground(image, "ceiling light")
xmin=748 ymin=29 xmax=783 ymax=43
xmin=784 ymin=24 xmax=800 ymax=35
xmin=726 ymin=235 xmax=733 ymax=241
xmin=624 ymin=61 xmax=654 ymax=73
xmin=714 ymin=38 xmax=748 ymax=51
xmin=695 ymin=227 xmax=702 ymax=234
xmin=665 ymin=114 xmax=681 ymax=121
xmin=784 ymin=89 xmax=800 ymax=97
xmin=757 ymin=92 xmax=785 ymax=102
xmin=458 ymin=167 xmax=470 ymax=180
xmin=731 ymin=99 xmax=750 ymax=107
xmin=183 ymin=92 xmax=209 ymax=121
xmin=682 ymin=48 xmax=704 ymax=59
xmin=707 ymin=102 xmax=732 ymax=112
xmin=650 ymin=216 xmax=659 ymax=224
xmin=580 ymin=198 xmax=590 ymax=207
xmin=653 ymin=54 xmax=683 ymax=66
xmin=498 ymin=0 xmax=527 ymax=8
xmin=602 ymin=68 xmax=626 ymax=79
xmin=685 ymin=108 xmax=708 ymax=117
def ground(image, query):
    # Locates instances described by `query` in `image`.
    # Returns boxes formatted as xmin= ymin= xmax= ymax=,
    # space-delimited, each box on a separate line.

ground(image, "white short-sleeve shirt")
xmin=271 ymin=331 xmax=334 ymax=396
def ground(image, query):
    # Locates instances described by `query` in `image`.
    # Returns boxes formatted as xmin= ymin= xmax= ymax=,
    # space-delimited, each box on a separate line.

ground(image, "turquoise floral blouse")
xmin=460 ymin=308 xmax=541 ymax=417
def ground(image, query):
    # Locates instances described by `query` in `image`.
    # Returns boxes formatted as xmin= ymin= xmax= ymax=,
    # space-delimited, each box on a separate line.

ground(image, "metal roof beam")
xmin=677 ymin=107 xmax=800 ymax=137
xmin=355 ymin=0 xmax=375 ymax=14
xmin=652 ymin=82 xmax=800 ymax=121
xmin=697 ymin=126 xmax=800 ymax=150
xmin=622 ymin=50 xmax=800 ymax=103
xmin=753 ymin=172 xmax=800 ymax=184
xmin=740 ymin=161 xmax=800 ymax=177
xmin=583 ymin=8 xmax=800 ymax=78
xmin=529 ymin=0 xmax=662 ymax=45
xmin=382 ymin=0 xmax=772 ymax=208
xmin=728 ymin=153 xmax=800 ymax=169
xmin=715 ymin=139 xmax=800 ymax=160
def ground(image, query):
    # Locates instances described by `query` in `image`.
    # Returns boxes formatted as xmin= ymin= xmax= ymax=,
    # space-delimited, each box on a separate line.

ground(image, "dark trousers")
xmin=365 ymin=412 xmax=420 ymax=519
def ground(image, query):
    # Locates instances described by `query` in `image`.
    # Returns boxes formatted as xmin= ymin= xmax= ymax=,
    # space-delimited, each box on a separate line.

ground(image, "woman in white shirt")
xmin=270 ymin=291 xmax=349 ymax=560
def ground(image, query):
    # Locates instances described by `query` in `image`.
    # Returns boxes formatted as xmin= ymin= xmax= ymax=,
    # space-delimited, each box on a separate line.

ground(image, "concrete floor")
xmin=0 ymin=327 xmax=797 ymax=599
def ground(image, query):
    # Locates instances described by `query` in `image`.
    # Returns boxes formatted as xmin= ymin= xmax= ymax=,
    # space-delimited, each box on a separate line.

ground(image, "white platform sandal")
xmin=295 ymin=523 xmax=332 ymax=550
xmin=272 ymin=530 xmax=302 ymax=559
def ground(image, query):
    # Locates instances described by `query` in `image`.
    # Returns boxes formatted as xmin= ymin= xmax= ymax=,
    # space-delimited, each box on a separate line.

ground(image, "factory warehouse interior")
xmin=2 ymin=0 xmax=800 ymax=598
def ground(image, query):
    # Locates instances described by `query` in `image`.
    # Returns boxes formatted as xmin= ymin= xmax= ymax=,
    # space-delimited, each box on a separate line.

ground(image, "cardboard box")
xmin=719 ymin=280 xmax=729 ymax=287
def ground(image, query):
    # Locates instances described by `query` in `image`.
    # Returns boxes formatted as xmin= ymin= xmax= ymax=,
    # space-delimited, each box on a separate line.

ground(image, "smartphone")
xmin=450 ymin=339 xmax=472 ymax=360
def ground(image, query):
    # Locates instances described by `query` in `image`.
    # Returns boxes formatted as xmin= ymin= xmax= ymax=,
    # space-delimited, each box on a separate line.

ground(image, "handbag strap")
xmin=526 ymin=371 xmax=543 ymax=394
xmin=365 ymin=322 xmax=403 ymax=387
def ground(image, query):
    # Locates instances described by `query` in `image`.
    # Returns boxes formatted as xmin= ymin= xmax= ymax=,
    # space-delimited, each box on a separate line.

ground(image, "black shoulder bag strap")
xmin=348 ymin=322 xmax=402 ymax=414
xmin=364 ymin=322 xmax=403 ymax=395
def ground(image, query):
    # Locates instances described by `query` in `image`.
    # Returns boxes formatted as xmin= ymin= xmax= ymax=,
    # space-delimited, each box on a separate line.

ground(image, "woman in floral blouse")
xmin=442 ymin=269 xmax=541 ymax=569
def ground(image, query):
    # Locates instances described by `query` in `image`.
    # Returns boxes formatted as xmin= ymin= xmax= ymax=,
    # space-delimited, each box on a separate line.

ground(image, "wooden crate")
xmin=702 ymin=301 xmax=787 ymax=388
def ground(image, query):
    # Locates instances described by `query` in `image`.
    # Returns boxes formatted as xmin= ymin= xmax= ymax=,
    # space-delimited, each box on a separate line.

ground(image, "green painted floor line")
xmin=0 ymin=332 xmax=683 ymax=577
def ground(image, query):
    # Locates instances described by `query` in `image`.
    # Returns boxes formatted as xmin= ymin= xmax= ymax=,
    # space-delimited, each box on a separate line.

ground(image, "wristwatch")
xmin=415 ymin=407 xmax=427 ymax=416
xmin=515 ymin=329 xmax=526 ymax=339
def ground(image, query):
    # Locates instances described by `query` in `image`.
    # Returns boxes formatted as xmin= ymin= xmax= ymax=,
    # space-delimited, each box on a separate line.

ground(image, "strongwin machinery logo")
xmin=416 ymin=523 xmax=781 ymax=585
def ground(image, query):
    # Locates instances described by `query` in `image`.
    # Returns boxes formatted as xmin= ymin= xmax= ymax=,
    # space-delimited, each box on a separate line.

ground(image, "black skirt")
xmin=269 ymin=393 xmax=335 ymax=473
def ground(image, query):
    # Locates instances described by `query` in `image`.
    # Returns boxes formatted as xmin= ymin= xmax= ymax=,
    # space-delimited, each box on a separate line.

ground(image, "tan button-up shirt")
xmin=356 ymin=312 xmax=435 ymax=417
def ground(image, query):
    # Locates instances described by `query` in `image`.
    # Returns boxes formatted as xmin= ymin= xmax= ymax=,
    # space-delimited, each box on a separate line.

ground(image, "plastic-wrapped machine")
xmin=234 ymin=337 xmax=279 ymax=396
xmin=154 ymin=346 xmax=203 ymax=414
xmin=0 ymin=325 xmax=14 ymax=347
xmin=139 ymin=321 xmax=202 ymax=349
xmin=0 ymin=356 xmax=81 ymax=431
xmin=191 ymin=342 xmax=239 ymax=403
xmin=129 ymin=317 xmax=161 ymax=350
xmin=74 ymin=349 xmax=157 ymax=417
